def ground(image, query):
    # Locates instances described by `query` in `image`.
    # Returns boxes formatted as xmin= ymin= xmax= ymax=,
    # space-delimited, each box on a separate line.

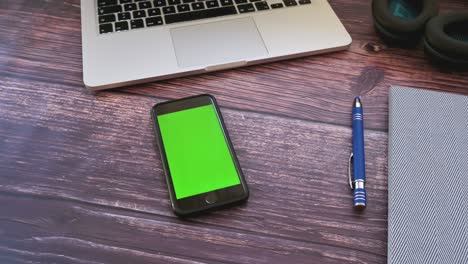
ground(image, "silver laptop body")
xmin=81 ymin=0 xmax=351 ymax=90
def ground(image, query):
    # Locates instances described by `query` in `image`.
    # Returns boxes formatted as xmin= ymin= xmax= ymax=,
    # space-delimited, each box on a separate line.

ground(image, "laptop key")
xmin=164 ymin=6 xmax=237 ymax=24
xmin=139 ymin=1 xmax=153 ymax=9
xmin=98 ymin=0 xmax=118 ymax=7
xmin=98 ymin=5 xmax=122 ymax=15
xmin=99 ymin=23 xmax=114 ymax=34
xmin=255 ymin=1 xmax=269 ymax=10
xmin=99 ymin=14 xmax=116 ymax=23
xmin=115 ymin=21 xmax=129 ymax=31
xmin=249 ymin=0 xmax=261 ymax=2
xmin=237 ymin=3 xmax=254 ymax=12
xmin=133 ymin=10 xmax=147 ymax=18
xmin=177 ymin=4 xmax=190 ymax=12
xmin=124 ymin=3 xmax=138 ymax=11
xmin=120 ymin=0 xmax=132 ymax=3
xmin=191 ymin=2 xmax=205 ymax=10
xmin=168 ymin=0 xmax=181 ymax=5
xmin=146 ymin=16 xmax=164 ymax=26
xmin=298 ymin=0 xmax=311 ymax=4
xmin=220 ymin=0 xmax=233 ymax=6
xmin=148 ymin=8 xmax=162 ymax=16
xmin=118 ymin=12 xmax=131 ymax=20
xmin=206 ymin=0 xmax=219 ymax=8
xmin=162 ymin=6 xmax=176 ymax=14
xmin=283 ymin=0 xmax=297 ymax=6
xmin=154 ymin=0 xmax=167 ymax=6
xmin=183 ymin=0 xmax=196 ymax=3
xmin=270 ymin=3 xmax=283 ymax=8
xmin=131 ymin=19 xmax=145 ymax=29
xmin=235 ymin=0 xmax=248 ymax=4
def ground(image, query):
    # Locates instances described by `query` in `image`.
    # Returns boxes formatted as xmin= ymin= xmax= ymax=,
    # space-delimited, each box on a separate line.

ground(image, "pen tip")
xmin=353 ymin=97 xmax=362 ymax=107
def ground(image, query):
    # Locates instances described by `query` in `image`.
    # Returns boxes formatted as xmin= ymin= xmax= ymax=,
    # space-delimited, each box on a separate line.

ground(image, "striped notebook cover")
xmin=388 ymin=86 xmax=468 ymax=264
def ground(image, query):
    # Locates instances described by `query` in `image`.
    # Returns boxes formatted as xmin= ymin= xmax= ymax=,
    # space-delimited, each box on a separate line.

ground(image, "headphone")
xmin=372 ymin=0 xmax=468 ymax=68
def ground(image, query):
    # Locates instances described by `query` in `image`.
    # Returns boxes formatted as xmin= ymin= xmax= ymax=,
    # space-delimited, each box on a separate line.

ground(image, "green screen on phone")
xmin=157 ymin=104 xmax=241 ymax=199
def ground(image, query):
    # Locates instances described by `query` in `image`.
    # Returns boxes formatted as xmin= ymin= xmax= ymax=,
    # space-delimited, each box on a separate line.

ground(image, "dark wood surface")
xmin=1 ymin=0 xmax=467 ymax=263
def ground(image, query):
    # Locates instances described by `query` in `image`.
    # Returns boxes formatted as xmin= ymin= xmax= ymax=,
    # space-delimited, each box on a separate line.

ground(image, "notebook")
xmin=388 ymin=86 xmax=468 ymax=264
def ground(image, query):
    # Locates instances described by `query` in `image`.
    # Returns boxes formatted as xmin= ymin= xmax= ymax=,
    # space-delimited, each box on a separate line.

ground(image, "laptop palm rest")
xmin=170 ymin=18 xmax=268 ymax=68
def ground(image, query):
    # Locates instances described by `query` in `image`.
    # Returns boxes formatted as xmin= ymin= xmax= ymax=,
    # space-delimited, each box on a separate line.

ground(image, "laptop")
xmin=81 ymin=0 xmax=351 ymax=90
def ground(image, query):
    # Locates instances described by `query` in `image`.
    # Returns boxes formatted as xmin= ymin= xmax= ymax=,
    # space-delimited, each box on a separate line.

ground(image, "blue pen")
xmin=349 ymin=97 xmax=367 ymax=209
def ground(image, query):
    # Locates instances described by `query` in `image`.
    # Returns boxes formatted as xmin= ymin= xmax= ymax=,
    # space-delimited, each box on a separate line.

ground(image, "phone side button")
xmin=205 ymin=193 xmax=218 ymax=204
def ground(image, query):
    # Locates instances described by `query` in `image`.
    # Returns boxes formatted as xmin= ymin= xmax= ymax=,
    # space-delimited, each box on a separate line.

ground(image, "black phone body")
xmin=151 ymin=95 xmax=249 ymax=217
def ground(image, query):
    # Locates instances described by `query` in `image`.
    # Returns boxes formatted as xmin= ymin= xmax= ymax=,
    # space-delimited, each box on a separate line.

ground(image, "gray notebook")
xmin=388 ymin=86 xmax=468 ymax=264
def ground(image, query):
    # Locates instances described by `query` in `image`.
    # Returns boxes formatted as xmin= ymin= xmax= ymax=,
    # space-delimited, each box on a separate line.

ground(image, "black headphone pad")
xmin=424 ymin=12 xmax=468 ymax=68
xmin=372 ymin=0 xmax=439 ymax=46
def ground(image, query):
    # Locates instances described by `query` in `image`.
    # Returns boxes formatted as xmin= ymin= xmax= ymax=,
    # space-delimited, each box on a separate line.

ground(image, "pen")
xmin=349 ymin=97 xmax=367 ymax=209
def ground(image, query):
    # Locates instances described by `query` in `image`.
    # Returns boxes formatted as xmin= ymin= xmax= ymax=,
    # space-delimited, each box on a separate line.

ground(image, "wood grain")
xmin=0 ymin=0 xmax=467 ymax=263
xmin=0 ymin=91 xmax=388 ymax=263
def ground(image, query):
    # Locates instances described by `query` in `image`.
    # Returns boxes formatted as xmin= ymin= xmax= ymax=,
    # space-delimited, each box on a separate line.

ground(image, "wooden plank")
xmin=0 ymin=194 xmax=384 ymax=264
xmin=0 ymin=78 xmax=387 ymax=262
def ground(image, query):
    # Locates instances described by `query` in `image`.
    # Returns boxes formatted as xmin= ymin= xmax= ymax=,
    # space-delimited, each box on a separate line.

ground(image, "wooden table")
xmin=1 ymin=1 xmax=467 ymax=263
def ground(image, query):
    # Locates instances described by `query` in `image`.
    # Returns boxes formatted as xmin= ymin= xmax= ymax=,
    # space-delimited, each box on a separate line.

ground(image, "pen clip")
xmin=348 ymin=153 xmax=354 ymax=190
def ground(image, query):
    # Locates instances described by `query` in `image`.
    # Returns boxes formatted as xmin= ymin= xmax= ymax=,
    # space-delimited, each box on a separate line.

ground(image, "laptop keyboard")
xmin=97 ymin=0 xmax=312 ymax=34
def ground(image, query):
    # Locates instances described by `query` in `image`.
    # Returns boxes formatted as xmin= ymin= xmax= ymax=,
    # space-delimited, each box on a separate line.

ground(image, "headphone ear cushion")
xmin=424 ymin=12 xmax=468 ymax=67
xmin=372 ymin=0 xmax=439 ymax=45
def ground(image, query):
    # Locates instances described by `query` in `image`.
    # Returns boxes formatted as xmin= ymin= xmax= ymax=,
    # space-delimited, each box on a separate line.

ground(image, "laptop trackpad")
xmin=170 ymin=18 xmax=268 ymax=68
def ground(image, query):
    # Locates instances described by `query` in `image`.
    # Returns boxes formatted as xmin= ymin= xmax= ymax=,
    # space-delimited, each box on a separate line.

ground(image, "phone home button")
xmin=205 ymin=193 xmax=218 ymax=204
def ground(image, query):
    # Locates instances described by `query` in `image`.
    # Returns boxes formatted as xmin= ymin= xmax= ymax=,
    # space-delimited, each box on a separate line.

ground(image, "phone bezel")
xmin=151 ymin=94 xmax=249 ymax=217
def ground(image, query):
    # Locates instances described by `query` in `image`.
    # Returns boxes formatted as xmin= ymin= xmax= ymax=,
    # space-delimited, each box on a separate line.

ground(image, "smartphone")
xmin=151 ymin=94 xmax=249 ymax=217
